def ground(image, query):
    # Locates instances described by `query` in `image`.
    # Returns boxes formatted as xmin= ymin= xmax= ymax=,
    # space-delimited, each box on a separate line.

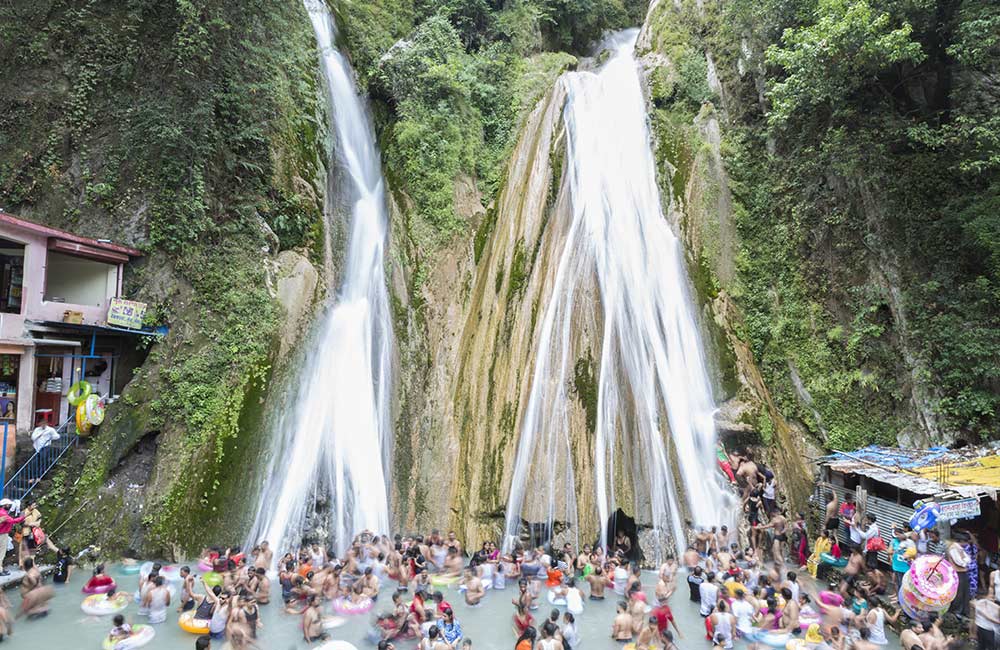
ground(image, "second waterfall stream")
xmin=248 ymin=0 xmax=393 ymax=557
xmin=502 ymin=30 xmax=731 ymax=558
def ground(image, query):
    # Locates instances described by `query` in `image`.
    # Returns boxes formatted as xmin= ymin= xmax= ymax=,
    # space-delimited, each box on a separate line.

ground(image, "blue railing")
xmin=1 ymin=414 xmax=80 ymax=501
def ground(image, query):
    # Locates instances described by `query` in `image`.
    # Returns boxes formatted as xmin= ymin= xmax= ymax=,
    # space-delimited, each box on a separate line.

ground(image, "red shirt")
xmin=436 ymin=600 xmax=453 ymax=615
xmin=651 ymin=604 xmax=674 ymax=633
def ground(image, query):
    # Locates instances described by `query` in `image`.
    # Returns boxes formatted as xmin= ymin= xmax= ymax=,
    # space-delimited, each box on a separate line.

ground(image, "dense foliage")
xmin=338 ymin=0 xmax=643 ymax=242
xmin=654 ymin=0 xmax=999 ymax=446
xmin=0 ymin=0 xmax=323 ymax=553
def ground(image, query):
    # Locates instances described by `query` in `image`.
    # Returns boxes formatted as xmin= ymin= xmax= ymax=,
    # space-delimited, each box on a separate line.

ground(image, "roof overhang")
xmin=0 ymin=211 xmax=141 ymax=259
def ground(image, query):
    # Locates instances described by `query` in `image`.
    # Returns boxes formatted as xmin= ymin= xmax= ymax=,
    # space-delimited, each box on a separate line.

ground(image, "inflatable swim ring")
xmin=318 ymin=642 xmax=360 ymax=650
xmin=909 ymin=503 xmax=940 ymax=532
xmin=202 ymin=571 xmax=223 ymax=588
xmin=547 ymin=591 xmax=567 ymax=606
xmin=76 ymin=403 xmax=92 ymax=435
xmin=332 ymin=597 xmax=374 ymax=615
xmin=726 ymin=582 xmax=747 ymax=596
xmin=818 ymin=591 xmax=844 ymax=607
xmin=82 ymin=577 xmax=117 ymax=594
xmin=178 ymin=611 xmax=211 ymax=634
xmin=746 ymin=629 xmax=791 ymax=647
xmin=103 ymin=623 xmax=154 ymax=650
xmin=197 ymin=559 xmax=213 ymax=572
xmin=120 ymin=561 xmax=141 ymax=575
xmin=82 ymin=592 xmax=130 ymax=616
xmin=67 ymin=380 xmax=93 ymax=406
xmin=85 ymin=394 xmax=105 ymax=426
xmin=430 ymin=575 xmax=460 ymax=587
xmin=820 ymin=552 xmax=847 ymax=567
xmin=799 ymin=612 xmax=821 ymax=630
xmin=906 ymin=555 xmax=958 ymax=611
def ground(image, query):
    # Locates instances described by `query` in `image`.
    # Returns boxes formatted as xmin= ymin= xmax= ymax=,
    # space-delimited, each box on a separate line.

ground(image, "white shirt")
xmin=562 ymin=622 xmax=580 ymax=650
xmin=31 ymin=425 xmax=60 ymax=453
xmin=731 ymin=599 xmax=755 ymax=633
xmin=700 ymin=581 xmax=720 ymax=616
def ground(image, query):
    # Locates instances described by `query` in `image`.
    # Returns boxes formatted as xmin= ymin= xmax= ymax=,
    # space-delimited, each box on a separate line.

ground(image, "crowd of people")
xmin=0 ymin=447 xmax=997 ymax=650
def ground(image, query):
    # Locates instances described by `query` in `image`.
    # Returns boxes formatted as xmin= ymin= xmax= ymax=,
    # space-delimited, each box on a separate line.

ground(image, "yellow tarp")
xmin=909 ymin=453 xmax=1000 ymax=488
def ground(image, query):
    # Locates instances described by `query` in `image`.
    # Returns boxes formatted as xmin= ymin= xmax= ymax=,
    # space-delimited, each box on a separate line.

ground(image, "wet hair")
xmin=24 ymin=558 xmax=34 ymax=570
xmin=378 ymin=642 xmax=393 ymax=650
xmin=93 ymin=563 xmax=104 ymax=575
xmin=196 ymin=637 xmax=211 ymax=650
xmin=781 ymin=588 xmax=792 ymax=600
xmin=717 ymin=600 xmax=727 ymax=612
xmin=859 ymin=628 xmax=871 ymax=641
xmin=212 ymin=585 xmax=223 ymax=596
xmin=549 ymin=609 xmax=560 ymax=622
xmin=618 ymin=600 xmax=628 ymax=612
xmin=515 ymin=627 xmax=537 ymax=647
xmin=113 ymin=614 xmax=125 ymax=626
xmin=786 ymin=571 xmax=797 ymax=581
xmin=155 ymin=576 xmax=165 ymax=587
xmin=564 ymin=612 xmax=575 ymax=623
xmin=444 ymin=608 xmax=454 ymax=618
xmin=542 ymin=621 xmax=558 ymax=638
xmin=433 ymin=591 xmax=444 ymax=602
xmin=715 ymin=633 xmax=726 ymax=644
xmin=428 ymin=626 xmax=440 ymax=639
xmin=181 ymin=565 xmax=191 ymax=575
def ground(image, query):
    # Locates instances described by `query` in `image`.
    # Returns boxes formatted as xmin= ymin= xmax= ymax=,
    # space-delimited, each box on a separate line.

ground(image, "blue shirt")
xmin=437 ymin=618 xmax=463 ymax=645
xmin=890 ymin=539 xmax=910 ymax=573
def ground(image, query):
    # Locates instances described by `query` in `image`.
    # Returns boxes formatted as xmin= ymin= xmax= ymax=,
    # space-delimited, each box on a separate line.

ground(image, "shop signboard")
xmin=937 ymin=497 xmax=980 ymax=521
xmin=107 ymin=298 xmax=147 ymax=330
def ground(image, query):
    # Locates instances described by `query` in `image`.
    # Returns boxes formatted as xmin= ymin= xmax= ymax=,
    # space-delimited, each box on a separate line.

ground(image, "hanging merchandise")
xmin=909 ymin=501 xmax=940 ymax=532
xmin=84 ymin=394 xmax=105 ymax=426
xmin=67 ymin=380 xmax=93 ymax=406
xmin=76 ymin=403 xmax=92 ymax=435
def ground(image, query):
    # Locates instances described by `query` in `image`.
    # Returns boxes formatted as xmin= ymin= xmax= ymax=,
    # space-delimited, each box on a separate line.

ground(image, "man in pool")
xmin=463 ymin=567 xmax=485 ymax=606
xmin=253 ymin=541 xmax=272 ymax=570
xmin=612 ymin=600 xmax=633 ymax=641
xmin=586 ymin=565 xmax=611 ymax=599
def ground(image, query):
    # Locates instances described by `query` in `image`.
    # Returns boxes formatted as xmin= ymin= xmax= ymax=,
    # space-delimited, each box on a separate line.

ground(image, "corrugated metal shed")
xmin=821 ymin=445 xmax=1000 ymax=501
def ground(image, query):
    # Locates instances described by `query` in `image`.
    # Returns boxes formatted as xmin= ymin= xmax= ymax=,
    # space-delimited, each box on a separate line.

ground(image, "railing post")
xmin=0 ymin=421 xmax=8 ymax=498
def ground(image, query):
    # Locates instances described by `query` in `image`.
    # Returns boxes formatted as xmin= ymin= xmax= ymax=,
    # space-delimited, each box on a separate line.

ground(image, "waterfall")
xmin=502 ymin=30 xmax=729 ymax=560
xmin=247 ymin=0 xmax=393 ymax=557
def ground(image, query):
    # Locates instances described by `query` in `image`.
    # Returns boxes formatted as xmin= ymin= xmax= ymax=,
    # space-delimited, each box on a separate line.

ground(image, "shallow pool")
xmin=3 ymin=566 xmax=902 ymax=650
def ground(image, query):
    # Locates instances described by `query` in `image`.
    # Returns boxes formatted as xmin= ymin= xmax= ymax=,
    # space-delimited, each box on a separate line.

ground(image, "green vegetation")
xmin=339 ymin=0 xmax=628 ymax=249
xmin=0 ymin=0 xmax=324 ymax=554
xmin=646 ymin=0 xmax=999 ymax=446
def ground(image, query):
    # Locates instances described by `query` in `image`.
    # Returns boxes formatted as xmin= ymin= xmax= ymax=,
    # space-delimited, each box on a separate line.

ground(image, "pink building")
xmin=0 ymin=212 xmax=141 ymax=456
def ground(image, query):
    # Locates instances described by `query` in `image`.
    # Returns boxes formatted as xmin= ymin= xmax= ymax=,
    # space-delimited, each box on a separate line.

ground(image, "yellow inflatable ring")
xmin=76 ymin=403 xmax=93 ymax=436
xmin=67 ymin=380 xmax=92 ymax=406
xmin=85 ymin=394 xmax=105 ymax=426
xmin=179 ymin=611 xmax=211 ymax=634
xmin=726 ymin=582 xmax=747 ymax=596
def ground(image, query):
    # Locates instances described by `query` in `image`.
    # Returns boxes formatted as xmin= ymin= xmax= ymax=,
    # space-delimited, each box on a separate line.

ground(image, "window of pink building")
xmin=0 ymin=238 xmax=25 ymax=314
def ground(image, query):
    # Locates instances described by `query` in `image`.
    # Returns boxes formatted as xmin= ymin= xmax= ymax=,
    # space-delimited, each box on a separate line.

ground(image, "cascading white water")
xmin=502 ymin=30 xmax=729 ymax=559
xmin=247 ymin=0 xmax=393 ymax=557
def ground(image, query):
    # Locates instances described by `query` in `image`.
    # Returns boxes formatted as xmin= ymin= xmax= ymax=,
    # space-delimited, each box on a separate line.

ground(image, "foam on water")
xmin=247 ymin=0 xmax=393 ymax=557
xmin=503 ymin=30 xmax=732 ymax=559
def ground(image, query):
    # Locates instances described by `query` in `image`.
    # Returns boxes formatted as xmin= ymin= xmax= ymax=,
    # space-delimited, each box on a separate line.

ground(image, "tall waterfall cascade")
xmin=248 ymin=0 xmax=393 ymax=557
xmin=502 ymin=30 xmax=731 ymax=559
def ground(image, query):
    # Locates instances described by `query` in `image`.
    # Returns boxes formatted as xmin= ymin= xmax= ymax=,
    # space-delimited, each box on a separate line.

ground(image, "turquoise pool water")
xmin=3 ymin=565 xmax=902 ymax=650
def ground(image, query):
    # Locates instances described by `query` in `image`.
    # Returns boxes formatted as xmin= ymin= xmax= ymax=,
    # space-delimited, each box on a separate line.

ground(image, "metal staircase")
xmin=1 ymin=415 xmax=80 ymax=502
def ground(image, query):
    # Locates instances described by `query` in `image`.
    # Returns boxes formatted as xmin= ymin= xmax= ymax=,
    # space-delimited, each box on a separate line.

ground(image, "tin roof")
xmin=0 ymin=211 xmax=141 ymax=258
xmin=822 ymin=445 xmax=1000 ymax=500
